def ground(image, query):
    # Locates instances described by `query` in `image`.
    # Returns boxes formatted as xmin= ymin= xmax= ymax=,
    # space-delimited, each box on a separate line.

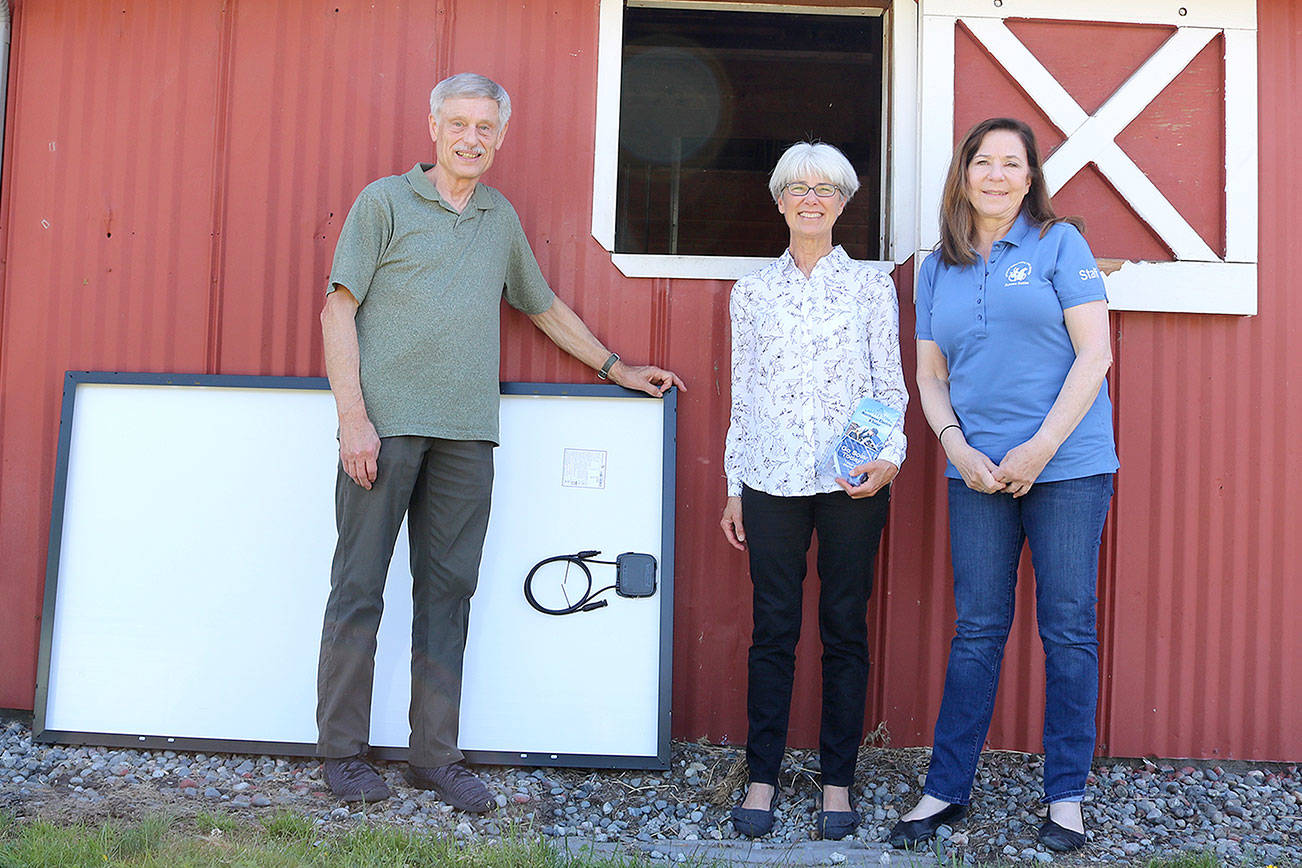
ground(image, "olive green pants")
xmin=316 ymin=436 xmax=494 ymax=767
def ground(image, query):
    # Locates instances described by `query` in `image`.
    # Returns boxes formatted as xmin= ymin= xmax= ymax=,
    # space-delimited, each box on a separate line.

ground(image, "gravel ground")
xmin=1 ymin=711 xmax=1297 ymax=866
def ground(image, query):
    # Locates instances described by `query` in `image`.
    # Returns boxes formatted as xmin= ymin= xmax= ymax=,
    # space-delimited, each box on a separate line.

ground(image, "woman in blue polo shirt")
xmin=888 ymin=118 xmax=1118 ymax=854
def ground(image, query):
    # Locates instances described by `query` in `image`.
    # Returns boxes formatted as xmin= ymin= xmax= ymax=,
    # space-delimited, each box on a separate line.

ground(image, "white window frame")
xmin=591 ymin=0 xmax=919 ymax=279
xmin=918 ymin=0 xmax=1258 ymax=315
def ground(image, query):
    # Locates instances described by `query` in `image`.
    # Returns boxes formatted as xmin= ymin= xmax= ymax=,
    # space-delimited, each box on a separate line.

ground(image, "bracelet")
xmin=597 ymin=352 xmax=620 ymax=380
xmin=937 ymin=423 xmax=962 ymax=442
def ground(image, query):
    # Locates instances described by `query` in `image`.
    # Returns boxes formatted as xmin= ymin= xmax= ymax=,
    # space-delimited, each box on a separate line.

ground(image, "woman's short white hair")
xmin=767 ymin=141 xmax=860 ymax=203
xmin=429 ymin=72 xmax=512 ymax=128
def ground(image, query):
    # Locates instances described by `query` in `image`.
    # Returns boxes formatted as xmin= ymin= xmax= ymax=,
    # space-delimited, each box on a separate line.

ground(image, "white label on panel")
xmin=561 ymin=448 xmax=608 ymax=490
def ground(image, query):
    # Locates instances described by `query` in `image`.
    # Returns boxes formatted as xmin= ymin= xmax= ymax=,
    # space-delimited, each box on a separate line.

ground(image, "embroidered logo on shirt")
xmin=1005 ymin=261 xmax=1032 ymax=285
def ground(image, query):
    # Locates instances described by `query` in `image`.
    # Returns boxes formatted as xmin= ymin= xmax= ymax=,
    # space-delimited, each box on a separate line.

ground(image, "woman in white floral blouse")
xmin=720 ymin=142 xmax=908 ymax=841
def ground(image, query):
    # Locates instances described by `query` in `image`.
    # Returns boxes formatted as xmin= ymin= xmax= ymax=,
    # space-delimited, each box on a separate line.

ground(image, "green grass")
xmin=7 ymin=812 xmax=1290 ymax=868
xmin=1143 ymin=852 xmax=1299 ymax=868
xmin=0 ymin=811 xmax=711 ymax=868
xmin=258 ymin=809 xmax=314 ymax=843
xmin=1144 ymin=854 xmax=1220 ymax=868
xmin=191 ymin=810 xmax=238 ymax=836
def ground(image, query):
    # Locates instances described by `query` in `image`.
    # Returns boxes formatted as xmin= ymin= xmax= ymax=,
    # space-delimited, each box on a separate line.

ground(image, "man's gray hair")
xmin=429 ymin=72 xmax=512 ymax=127
xmin=767 ymin=141 xmax=861 ymax=202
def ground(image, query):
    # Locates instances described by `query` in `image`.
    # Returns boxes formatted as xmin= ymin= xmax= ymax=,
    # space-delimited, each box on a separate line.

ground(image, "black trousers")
xmin=741 ymin=484 xmax=890 ymax=787
xmin=316 ymin=436 xmax=494 ymax=767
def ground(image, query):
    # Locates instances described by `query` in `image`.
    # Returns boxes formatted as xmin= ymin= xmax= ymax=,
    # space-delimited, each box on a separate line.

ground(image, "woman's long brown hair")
xmin=938 ymin=117 xmax=1083 ymax=267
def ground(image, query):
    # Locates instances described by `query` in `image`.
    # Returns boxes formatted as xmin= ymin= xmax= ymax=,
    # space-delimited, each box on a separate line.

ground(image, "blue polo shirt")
xmin=915 ymin=212 xmax=1119 ymax=482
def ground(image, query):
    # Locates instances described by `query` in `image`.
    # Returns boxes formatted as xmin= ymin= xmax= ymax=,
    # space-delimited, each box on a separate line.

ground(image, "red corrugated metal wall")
xmin=0 ymin=0 xmax=1297 ymax=761
xmin=1102 ymin=0 xmax=1301 ymax=758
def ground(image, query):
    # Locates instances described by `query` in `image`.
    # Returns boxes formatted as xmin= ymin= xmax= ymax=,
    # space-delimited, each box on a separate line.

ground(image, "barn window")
xmin=616 ymin=5 xmax=882 ymax=260
xmin=591 ymin=0 xmax=912 ymax=280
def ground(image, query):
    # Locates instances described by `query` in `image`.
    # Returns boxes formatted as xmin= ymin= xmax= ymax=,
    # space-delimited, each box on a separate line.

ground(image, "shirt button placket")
xmin=801 ymin=277 xmax=815 ymax=474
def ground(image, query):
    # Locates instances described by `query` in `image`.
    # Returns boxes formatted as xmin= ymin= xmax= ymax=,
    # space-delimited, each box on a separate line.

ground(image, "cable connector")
xmin=524 ymin=550 xmax=655 ymax=616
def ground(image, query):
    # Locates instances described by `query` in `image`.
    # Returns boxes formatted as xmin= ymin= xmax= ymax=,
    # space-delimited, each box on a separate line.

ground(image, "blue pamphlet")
xmin=821 ymin=396 xmax=903 ymax=485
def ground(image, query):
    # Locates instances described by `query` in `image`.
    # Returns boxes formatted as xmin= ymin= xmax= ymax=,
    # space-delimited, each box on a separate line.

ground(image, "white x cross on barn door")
xmin=917 ymin=1 xmax=1258 ymax=314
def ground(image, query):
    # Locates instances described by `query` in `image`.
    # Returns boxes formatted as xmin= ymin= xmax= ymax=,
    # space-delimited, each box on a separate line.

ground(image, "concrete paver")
xmin=555 ymin=835 xmax=940 ymax=866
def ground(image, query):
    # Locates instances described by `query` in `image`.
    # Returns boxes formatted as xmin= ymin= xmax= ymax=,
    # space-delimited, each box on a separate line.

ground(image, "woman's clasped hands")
xmin=946 ymin=433 xmax=1056 ymax=497
xmin=995 ymin=434 xmax=1056 ymax=497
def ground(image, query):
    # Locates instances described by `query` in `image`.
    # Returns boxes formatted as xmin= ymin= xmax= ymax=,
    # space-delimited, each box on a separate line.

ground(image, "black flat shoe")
xmin=886 ymin=802 xmax=967 ymax=849
xmin=816 ymin=809 xmax=860 ymax=840
xmin=730 ymin=804 xmax=776 ymax=838
xmin=1038 ymin=818 xmax=1087 ymax=852
xmin=731 ymin=790 xmax=777 ymax=838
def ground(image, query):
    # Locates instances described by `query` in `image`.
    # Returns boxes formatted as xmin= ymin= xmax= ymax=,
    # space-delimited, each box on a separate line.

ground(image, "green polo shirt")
xmin=327 ymin=163 xmax=555 ymax=444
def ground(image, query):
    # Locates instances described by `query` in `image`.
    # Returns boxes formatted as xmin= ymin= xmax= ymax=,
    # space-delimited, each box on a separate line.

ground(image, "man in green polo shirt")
xmin=316 ymin=72 xmax=685 ymax=809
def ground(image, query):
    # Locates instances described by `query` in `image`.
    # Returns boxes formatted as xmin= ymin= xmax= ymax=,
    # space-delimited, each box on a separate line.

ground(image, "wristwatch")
xmin=597 ymin=353 xmax=620 ymax=380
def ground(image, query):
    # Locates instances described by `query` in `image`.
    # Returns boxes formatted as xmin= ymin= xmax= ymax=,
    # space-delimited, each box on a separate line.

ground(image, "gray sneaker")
xmin=404 ymin=762 xmax=494 ymax=812
xmin=323 ymin=756 xmax=392 ymax=803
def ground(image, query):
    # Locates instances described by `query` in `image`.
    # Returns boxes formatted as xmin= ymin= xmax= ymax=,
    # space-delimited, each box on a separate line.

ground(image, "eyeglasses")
xmin=783 ymin=182 xmax=841 ymax=198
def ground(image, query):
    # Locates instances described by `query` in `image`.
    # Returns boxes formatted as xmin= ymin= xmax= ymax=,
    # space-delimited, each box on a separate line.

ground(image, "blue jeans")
xmin=924 ymin=474 xmax=1114 ymax=805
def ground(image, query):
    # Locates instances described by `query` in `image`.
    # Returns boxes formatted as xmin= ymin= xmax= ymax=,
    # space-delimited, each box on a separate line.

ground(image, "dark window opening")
xmin=615 ymin=6 xmax=884 ymax=260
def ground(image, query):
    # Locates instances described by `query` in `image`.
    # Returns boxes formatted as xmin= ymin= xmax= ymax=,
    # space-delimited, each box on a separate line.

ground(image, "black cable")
xmin=523 ymin=550 xmax=617 ymax=616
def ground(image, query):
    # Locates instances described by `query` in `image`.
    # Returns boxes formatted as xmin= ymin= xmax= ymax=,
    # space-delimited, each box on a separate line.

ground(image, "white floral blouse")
xmin=724 ymin=246 xmax=908 ymax=498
